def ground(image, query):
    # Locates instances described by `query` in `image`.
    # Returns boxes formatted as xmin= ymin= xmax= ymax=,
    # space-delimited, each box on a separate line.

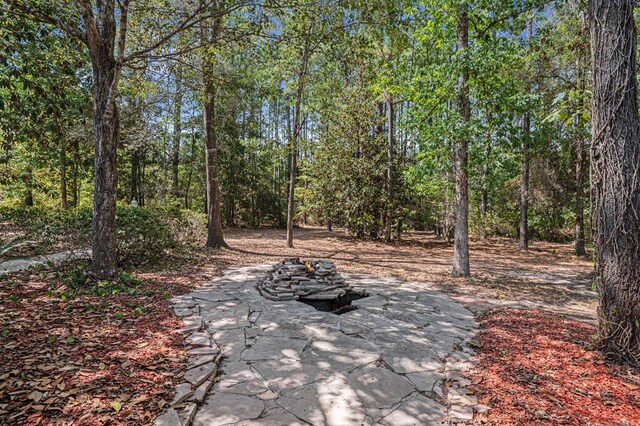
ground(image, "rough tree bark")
xmin=72 ymin=138 xmax=79 ymax=207
xmin=519 ymin=14 xmax=533 ymax=252
xmin=519 ymin=113 xmax=530 ymax=251
xmin=574 ymin=54 xmax=587 ymax=257
xmin=60 ymin=135 xmax=68 ymax=209
xmin=574 ymin=116 xmax=586 ymax=256
xmin=201 ymin=8 xmax=227 ymax=248
xmin=24 ymin=171 xmax=34 ymax=207
xmin=131 ymin=148 xmax=139 ymax=203
xmin=286 ymin=22 xmax=313 ymax=248
xmin=589 ymin=0 xmax=640 ymax=364
xmin=452 ymin=3 xmax=470 ymax=277
xmin=384 ymin=93 xmax=394 ymax=243
xmin=81 ymin=1 xmax=127 ymax=278
xmin=481 ymin=111 xmax=492 ymax=233
xmin=171 ymin=63 xmax=182 ymax=199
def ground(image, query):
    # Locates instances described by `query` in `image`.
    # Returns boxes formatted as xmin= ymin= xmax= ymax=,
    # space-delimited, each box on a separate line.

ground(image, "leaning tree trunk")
xmin=452 ymin=3 xmax=470 ymax=277
xmin=590 ymin=0 xmax=640 ymax=364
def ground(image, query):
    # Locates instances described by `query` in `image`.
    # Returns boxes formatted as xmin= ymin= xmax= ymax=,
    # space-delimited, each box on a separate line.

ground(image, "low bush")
xmin=0 ymin=205 xmax=207 ymax=265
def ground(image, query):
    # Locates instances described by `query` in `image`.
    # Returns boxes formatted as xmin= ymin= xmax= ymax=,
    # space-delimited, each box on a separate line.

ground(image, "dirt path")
xmin=191 ymin=227 xmax=596 ymax=322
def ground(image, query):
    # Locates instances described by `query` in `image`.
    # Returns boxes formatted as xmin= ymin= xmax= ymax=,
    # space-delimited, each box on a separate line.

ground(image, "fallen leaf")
xmin=130 ymin=395 xmax=149 ymax=404
xmin=110 ymin=401 xmax=122 ymax=412
xmin=622 ymin=382 xmax=640 ymax=390
xmin=28 ymin=391 xmax=43 ymax=403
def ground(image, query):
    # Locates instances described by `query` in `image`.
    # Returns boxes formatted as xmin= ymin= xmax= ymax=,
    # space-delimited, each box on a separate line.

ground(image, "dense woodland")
xmin=1 ymin=0 xmax=639 ymax=364
xmin=1 ymin=1 xmax=590 ymax=244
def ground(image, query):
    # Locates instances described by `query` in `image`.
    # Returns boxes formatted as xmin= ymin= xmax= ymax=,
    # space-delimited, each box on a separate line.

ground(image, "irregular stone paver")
xmin=156 ymin=265 xmax=481 ymax=426
xmin=184 ymin=362 xmax=217 ymax=387
xmin=347 ymin=367 xmax=415 ymax=410
xmin=277 ymin=383 xmax=367 ymax=425
xmin=155 ymin=407 xmax=181 ymax=426
xmin=194 ymin=393 xmax=264 ymax=426
xmin=236 ymin=407 xmax=307 ymax=425
xmin=243 ymin=335 xmax=308 ymax=361
xmin=379 ymin=394 xmax=446 ymax=425
xmin=215 ymin=361 xmax=269 ymax=396
xmin=252 ymin=358 xmax=329 ymax=393
xmin=405 ymin=371 xmax=441 ymax=393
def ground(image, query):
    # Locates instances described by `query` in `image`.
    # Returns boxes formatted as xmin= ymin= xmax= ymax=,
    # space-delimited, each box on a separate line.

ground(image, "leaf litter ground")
xmin=473 ymin=308 xmax=640 ymax=425
xmin=0 ymin=262 xmax=203 ymax=425
xmin=2 ymin=227 xmax=634 ymax=424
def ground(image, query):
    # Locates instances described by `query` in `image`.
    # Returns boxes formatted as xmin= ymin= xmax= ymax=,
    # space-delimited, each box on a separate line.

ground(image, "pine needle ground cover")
xmin=474 ymin=308 xmax=640 ymax=425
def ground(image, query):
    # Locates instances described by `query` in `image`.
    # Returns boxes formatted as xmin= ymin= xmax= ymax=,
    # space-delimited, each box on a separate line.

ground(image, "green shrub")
xmin=116 ymin=206 xmax=174 ymax=262
xmin=0 ymin=205 xmax=207 ymax=265
xmin=0 ymin=206 xmax=92 ymax=252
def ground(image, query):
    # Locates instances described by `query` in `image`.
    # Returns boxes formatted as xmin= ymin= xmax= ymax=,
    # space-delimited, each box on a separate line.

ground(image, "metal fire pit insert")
xmin=255 ymin=258 xmax=368 ymax=315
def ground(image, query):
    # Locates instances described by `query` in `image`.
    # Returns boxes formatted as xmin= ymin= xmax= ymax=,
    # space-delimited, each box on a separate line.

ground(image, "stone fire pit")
xmin=256 ymin=258 xmax=368 ymax=313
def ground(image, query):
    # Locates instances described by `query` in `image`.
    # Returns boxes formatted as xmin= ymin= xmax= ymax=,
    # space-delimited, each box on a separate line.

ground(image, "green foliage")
xmin=0 ymin=206 xmax=206 ymax=264
xmin=0 ymin=0 xmax=592 ymax=250
xmin=115 ymin=206 xmax=173 ymax=262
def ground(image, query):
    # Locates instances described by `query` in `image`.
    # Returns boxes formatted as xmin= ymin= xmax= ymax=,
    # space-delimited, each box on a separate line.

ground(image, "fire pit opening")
xmin=256 ymin=258 xmax=368 ymax=315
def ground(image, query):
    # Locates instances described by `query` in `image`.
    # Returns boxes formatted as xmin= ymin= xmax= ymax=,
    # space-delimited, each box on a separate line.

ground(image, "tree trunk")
xmin=172 ymin=64 xmax=182 ymax=199
xmin=139 ymin=154 xmax=145 ymax=207
xmin=519 ymin=112 xmax=530 ymax=251
xmin=286 ymin=122 xmax=298 ymax=248
xmin=574 ymin=123 xmax=586 ymax=256
xmin=72 ymin=138 xmax=79 ymax=207
xmin=384 ymin=93 xmax=394 ymax=243
xmin=481 ymin=112 xmax=492 ymax=233
xmin=575 ymin=52 xmax=587 ymax=257
xmin=24 ymin=171 xmax=34 ymax=207
xmin=519 ymin=15 xmax=533 ymax=252
xmin=131 ymin=148 xmax=139 ymax=203
xmin=203 ymin=90 xmax=226 ymax=247
xmin=286 ymin=24 xmax=312 ymax=248
xmin=590 ymin=0 xmax=640 ymax=364
xmin=75 ymin=1 xmax=126 ymax=278
xmin=452 ymin=3 xmax=470 ymax=277
xmin=60 ymin=134 xmax=68 ymax=209
xmin=90 ymin=62 xmax=119 ymax=278
xmin=184 ymin=133 xmax=197 ymax=209
xmin=202 ymin=17 xmax=226 ymax=248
